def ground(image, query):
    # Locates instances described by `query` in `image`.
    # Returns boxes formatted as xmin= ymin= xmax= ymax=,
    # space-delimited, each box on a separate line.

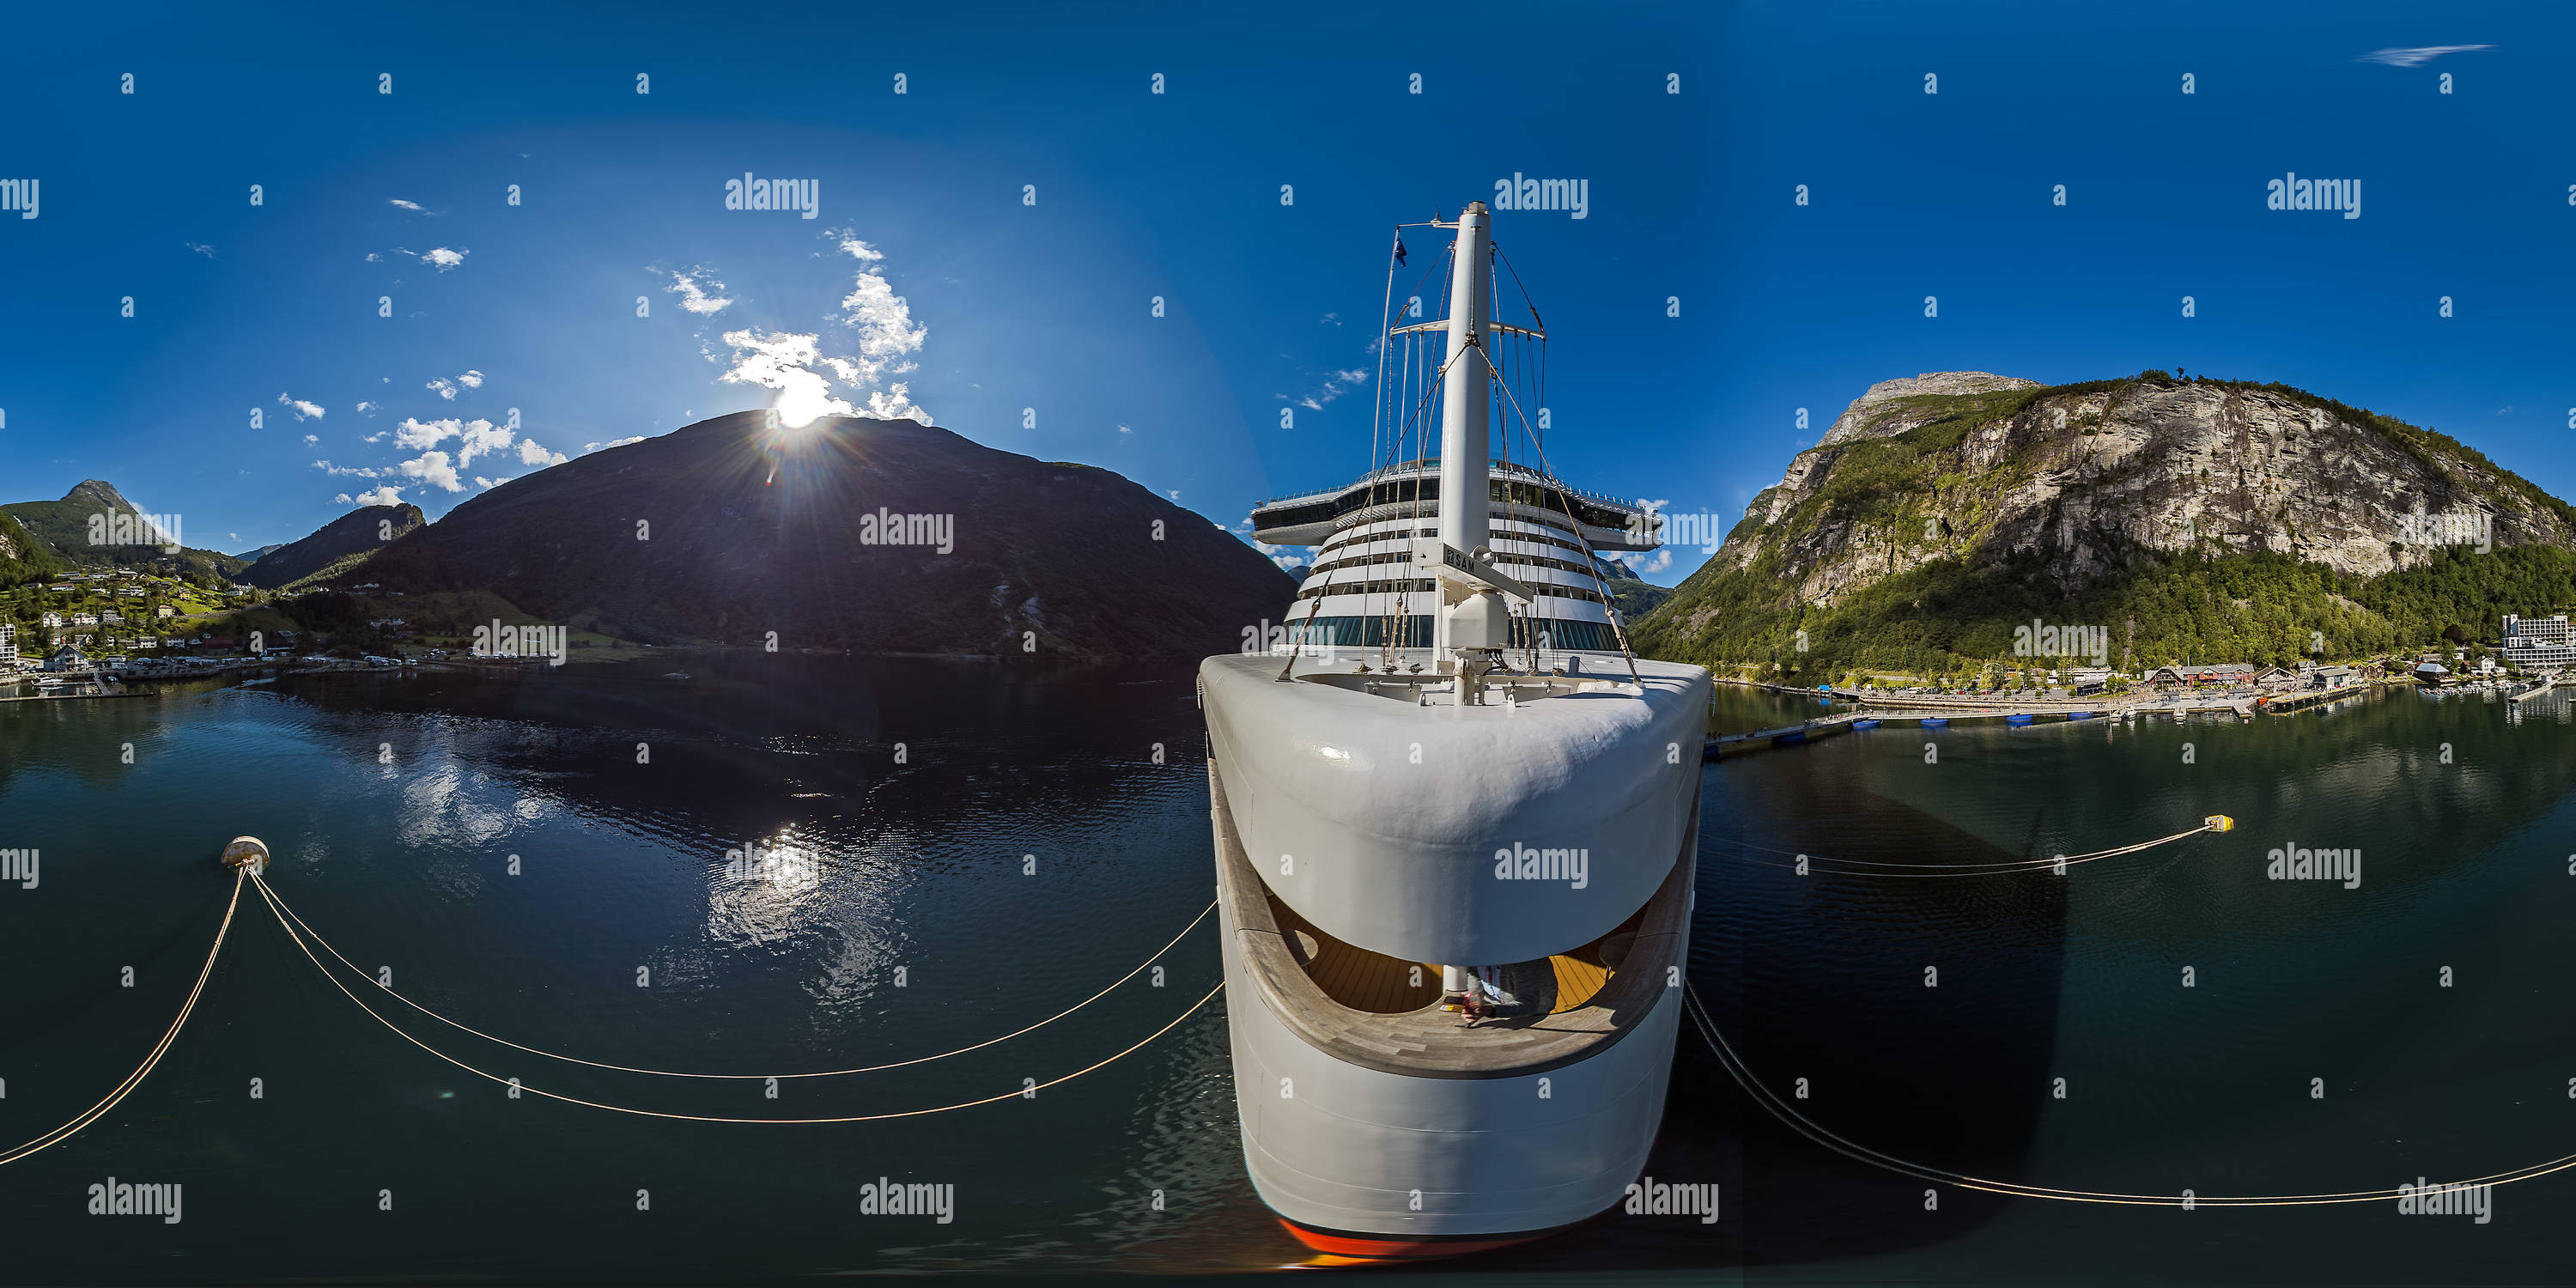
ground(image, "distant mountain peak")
xmin=62 ymin=478 xmax=145 ymax=514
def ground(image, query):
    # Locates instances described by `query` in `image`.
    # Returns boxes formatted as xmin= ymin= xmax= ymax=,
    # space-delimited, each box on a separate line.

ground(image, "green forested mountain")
xmin=1635 ymin=371 xmax=2576 ymax=680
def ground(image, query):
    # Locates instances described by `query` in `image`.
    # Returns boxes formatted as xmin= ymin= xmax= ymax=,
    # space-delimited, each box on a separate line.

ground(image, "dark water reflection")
xmin=3 ymin=660 xmax=2572 ymax=1281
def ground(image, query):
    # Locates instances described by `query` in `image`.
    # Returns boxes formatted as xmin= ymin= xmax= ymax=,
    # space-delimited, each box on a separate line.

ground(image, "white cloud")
xmin=835 ymin=265 xmax=927 ymax=380
xmin=1292 ymin=368 xmax=1370 ymax=411
xmin=720 ymin=330 xmax=858 ymax=427
xmin=458 ymin=369 xmax=483 ymax=388
xmin=398 ymin=450 xmax=464 ymax=492
xmin=661 ymin=265 xmax=733 ymax=316
xmin=365 ymin=252 xmax=385 ymax=263
xmin=389 ymin=198 xmax=426 ymax=211
xmin=826 ymin=228 xmax=885 ymax=262
xmin=362 ymin=431 xmax=385 ymax=443
xmin=1117 ymin=424 xmax=1132 ymax=434
xmin=515 ymin=439 xmax=567 ymax=466
xmin=457 ymin=420 xmax=513 ymax=468
xmin=339 ymin=485 xmax=404 ymax=506
xmin=2357 ymin=44 xmax=2494 ymax=66
xmin=427 ymin=378 xmax=456 ymax=399
xmin=278 ymin=392 xmax=325 ymax=421
xmin=394 ymin=416 xmax=461 ymax=450
xmin=421 ymin=246 xmax=466 ymax=270
xmin=355 ymin=400 xmax=379 ymax=416
xmin=1637 ymin=549 xmax=1674 ymax=574
xmin=473 ymin=475 xmax=514 ymax=489
xmin=186 ymin=242 xmax=215 ymax=258
xmin=583 ymin=436 xmax=647 ymax=453
xmin=303 ymin=434 xmax=319 ymax=445
xmin=714 ymin=239 xmax=933 ymax=428
xmin=313 ymin=460 xmax=383 ymax=477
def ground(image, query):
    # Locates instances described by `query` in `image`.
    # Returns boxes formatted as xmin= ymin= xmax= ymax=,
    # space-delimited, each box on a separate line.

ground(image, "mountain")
xmin=1 ymin=480 xmax=250 ymax=583
xmin=243 ymin=504 xmax=426 ymax=589
xmin=0 ymin=512 xmax=61 ymax=585
xmin=1635 ymin=370 xmax=2576 ymax=677
xmin=347 ymin=412 xmax=1299 ymax=660
xmin=236 ymin=544 xmax=288 ymax=562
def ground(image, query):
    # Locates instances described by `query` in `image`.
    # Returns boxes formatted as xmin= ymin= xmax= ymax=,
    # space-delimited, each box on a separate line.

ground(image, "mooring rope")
xmin=0 ymin=870 xmax=246 ymax=1169
xmin=253 ymin=874 xmax=1221 ymax=1123
xmin=252 ymin=873 xmax=1215 ymax=1080
xmin=1708 ymin=823 xmax=2221 ymax=878
xmin=1680 ymin=978 xmax=2576 ymax=1206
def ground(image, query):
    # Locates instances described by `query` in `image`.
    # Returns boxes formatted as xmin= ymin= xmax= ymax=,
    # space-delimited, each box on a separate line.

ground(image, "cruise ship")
xmin=1199 ymin=201 xmax=1710 ymax=1261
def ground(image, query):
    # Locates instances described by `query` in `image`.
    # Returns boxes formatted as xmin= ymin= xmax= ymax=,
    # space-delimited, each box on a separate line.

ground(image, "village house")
xmin=2145 ymin=662 xmax=2259 ymax=690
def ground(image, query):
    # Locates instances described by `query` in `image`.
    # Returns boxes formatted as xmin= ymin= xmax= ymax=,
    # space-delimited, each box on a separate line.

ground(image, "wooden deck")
xmin=1210 ymin=761 xmax=1693 ymax=1079
xmin=1268 ymin=890 xmax=1621 ymax=1015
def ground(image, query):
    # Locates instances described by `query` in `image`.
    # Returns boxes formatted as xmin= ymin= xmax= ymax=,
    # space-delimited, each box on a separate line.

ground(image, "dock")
xmin=1705 ymin=711 xmax=1867 ymax=760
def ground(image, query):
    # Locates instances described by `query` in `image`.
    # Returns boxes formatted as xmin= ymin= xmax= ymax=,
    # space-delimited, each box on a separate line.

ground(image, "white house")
xmin=39 ymin=611 xmax=63 ymax=629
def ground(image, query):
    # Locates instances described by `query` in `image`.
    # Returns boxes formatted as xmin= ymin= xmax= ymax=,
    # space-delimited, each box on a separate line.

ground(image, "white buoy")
xmin=221 ymin=836 xmax=270 ymax=875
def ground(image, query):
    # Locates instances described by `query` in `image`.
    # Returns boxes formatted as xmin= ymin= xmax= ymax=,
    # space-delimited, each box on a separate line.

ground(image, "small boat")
xmin=1851 ymin=717 xmax=1880 ymax=730
xmin=2067 ymin=711 xmax=2095 ymax=720
xmin=1919 ymin=716 xmax=1948 ymax=727
xmin=2004 ymin=713 xmax=2033 ymax=725
xmin=663 ymin=671 xmax=693 ymax=680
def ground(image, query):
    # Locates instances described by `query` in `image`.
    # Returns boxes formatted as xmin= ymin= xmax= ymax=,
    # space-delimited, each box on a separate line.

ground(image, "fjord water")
xmin=2 ymin=660 xmax=2571 ymax=1281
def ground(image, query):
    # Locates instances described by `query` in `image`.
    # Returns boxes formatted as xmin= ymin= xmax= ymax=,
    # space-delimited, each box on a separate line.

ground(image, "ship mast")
xmin=1436 ymin=201 xmax=1493 ymax=559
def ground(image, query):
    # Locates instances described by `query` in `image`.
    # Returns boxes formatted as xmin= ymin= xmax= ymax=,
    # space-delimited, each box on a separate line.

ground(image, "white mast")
xmin=1436 ymin=201 xmax=1493 ymax=557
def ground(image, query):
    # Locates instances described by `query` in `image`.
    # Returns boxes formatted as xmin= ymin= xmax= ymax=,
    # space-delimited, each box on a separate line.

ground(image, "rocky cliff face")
xmin=1634 ymin=371 xmax=2576 ymax=672
xmin=1709 ymin=371 xmax=2576 ymax=620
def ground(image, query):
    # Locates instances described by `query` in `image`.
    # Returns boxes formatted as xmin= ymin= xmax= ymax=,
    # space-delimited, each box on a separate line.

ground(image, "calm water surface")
xmin=3 ymin=659 xmax=2572 ymax=1282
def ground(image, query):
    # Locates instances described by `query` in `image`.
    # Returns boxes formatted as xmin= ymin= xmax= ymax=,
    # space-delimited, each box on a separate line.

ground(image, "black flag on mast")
xmin=1394 ymin=235 xmax=1406 ymax=267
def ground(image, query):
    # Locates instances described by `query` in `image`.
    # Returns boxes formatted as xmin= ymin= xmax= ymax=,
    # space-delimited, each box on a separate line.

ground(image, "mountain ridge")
xmin=341 ymin=411 xmax=1296 ymax=660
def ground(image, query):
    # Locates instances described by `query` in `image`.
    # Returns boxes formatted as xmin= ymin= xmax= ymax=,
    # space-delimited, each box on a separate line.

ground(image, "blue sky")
xmin=1 ymin=2 xmax=2568 ymax=584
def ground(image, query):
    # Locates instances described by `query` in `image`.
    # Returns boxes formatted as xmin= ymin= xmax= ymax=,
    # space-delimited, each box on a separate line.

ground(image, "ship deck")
xmin=1211 ymin=761 xmax=1692 ymax=1079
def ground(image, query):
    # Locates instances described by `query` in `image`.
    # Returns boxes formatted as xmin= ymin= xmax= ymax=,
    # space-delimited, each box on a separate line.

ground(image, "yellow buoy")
xmin=2203 ymin=815 xmax=2234 ymax=833
xmin=221 ymin=836 xmax=270 ymax=875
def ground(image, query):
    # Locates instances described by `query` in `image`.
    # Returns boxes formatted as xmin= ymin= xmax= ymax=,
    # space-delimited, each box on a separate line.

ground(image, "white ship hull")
xmin=1200 ymin=648 xmax=1706 ymax=1257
